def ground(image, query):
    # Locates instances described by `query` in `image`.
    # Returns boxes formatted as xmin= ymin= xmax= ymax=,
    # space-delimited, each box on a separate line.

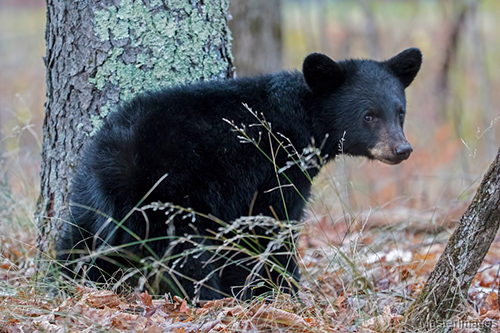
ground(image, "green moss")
xmin=89 ymin=0 xmax=232 ymax=134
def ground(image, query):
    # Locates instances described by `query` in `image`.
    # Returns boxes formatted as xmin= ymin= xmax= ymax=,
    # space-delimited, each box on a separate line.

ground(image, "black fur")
xmin=57 ymin=48 xmax=422 ymax=301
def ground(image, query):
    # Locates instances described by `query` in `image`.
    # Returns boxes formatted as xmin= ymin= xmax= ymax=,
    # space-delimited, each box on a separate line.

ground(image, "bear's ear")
xmin=303 ymin=53 xmax=345 ymax=94
xmin=384 ymin=47 xmax=422 ymax=88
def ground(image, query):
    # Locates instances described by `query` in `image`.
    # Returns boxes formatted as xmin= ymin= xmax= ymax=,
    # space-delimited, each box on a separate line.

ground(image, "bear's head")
xmin=303 ymin=48 xmax=422 ymax=165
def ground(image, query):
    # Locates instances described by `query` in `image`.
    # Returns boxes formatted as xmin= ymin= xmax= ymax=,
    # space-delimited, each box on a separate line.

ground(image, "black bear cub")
xmin=58 ymin=48 xmax=422 ymax=301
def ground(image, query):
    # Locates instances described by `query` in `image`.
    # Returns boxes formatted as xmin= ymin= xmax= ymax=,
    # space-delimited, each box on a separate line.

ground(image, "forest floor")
xmin=2 ymin=193 xmax=500 ymax=332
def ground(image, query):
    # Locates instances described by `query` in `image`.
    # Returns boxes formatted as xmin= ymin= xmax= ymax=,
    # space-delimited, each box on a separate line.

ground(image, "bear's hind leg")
xmin=148 ymin=239 xmax=225 ymax=301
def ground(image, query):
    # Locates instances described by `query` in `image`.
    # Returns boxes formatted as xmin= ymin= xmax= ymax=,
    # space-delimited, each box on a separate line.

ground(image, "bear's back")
xmin=68 ymin=70 xmax=313 ymax=239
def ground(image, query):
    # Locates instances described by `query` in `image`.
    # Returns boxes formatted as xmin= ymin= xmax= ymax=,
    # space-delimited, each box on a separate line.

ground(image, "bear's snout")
xmin=368 ymin=140 xmax=413 ymax=165
xmin=395 ymin=144 xmax=413 ymax=160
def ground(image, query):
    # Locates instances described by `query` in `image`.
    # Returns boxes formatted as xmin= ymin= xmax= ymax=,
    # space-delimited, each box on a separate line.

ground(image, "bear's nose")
xmin=395 ymin=144 xmax=413 ymax=160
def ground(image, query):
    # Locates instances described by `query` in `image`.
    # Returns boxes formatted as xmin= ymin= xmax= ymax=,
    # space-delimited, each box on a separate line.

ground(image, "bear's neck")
xmin=259 ymin=71 xmax=340 ymax=176
xmin=288 ymin=73 xmax=343 ymax=164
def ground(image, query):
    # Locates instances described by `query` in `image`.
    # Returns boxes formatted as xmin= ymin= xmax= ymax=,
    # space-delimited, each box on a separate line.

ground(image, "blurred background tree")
xmin=229 ymin=0 xmax=282 ymax=76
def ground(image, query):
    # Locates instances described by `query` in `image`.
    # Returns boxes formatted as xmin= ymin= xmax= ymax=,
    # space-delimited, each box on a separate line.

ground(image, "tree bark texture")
xmin=405 ymin=147 xmax=500 ymax=329
xmin=38 ymin=0 xmax=234 ymax=255
xmin=229 ymin=0 xmax=281 ymax=76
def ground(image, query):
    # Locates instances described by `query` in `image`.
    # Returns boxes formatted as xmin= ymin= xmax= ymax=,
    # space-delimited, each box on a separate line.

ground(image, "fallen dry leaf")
xmin=481 ymin=309 xmax=500 ymax=320
xmin=111 ymin=312 xmax=147 ymax=330
xmin=178 ymin=299 xmax=189 ymax=314
xmin=485 ymin=291 xmax=499 ymax=311
xmin=334 ymin=295 xmax=346 ymax=308
xmin=254 ymin=304 xmax=308 ymax=327
xmin=139 ymin=291 xmax=154 ymax=308
xmin=83 ymin=290 xmax=120 ymax=309
xmin=199 ymin=319 xmax=222 ymax=332
xmin=359 ymin=306 xmax=401 ymax=333
xmin=223 ymin=305 xmax=246 ymax=318
xmin=200 ymin=297 xmax=235 ymax=309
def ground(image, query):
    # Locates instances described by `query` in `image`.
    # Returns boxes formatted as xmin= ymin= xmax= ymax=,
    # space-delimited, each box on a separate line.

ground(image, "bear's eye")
xmin=364 ymin=114 xmax=374 ymax=123
xmin=399 ymin=111 xmax=405 ymax=124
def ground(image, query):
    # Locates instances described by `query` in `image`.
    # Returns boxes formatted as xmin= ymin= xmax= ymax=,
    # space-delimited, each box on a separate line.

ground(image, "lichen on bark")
xmin=89 ymin=0 xmax=234 ymax=133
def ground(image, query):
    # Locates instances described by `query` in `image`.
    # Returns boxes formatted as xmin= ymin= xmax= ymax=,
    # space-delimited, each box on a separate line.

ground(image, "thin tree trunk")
xmin=469 ymin=1 xmax=496 ymax=158
xmin=359 ymin=0 xmax=380 ymax=59
xmin=38 ymin=0 xmax=234 ymax=256
xmin=438 ymin=1 xmax=471 ymax=122
xmin=405 ymin=147 xmax=500 ymax=329
xmin=229 ymin=0 xmax=281 ymax=76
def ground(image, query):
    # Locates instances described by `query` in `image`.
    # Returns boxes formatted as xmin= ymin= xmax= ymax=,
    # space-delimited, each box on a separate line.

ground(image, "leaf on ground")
xmin=254 ymin=304 xmax=309 ymax=327
xmin=111 ymin=312 xmax=143 ymax=330
xmin=334 ymin=295 xmax=346 ymax=308
xmin=481 ymin=309 xmax=500 ymax=320
xmin=83 ymin=290 xmax=121 ymax=309
xmin=139 ymin=291 xmax=154 ymax=308
xmin=178 ymin=299 xmax=189 ymax=314
xmin=199 ymin=297 xmax=235 ymax=309
xmin=223 ymin=305 xmax=246 ymax=318
xmin=359 ymin=306 xmax=401 ymax=333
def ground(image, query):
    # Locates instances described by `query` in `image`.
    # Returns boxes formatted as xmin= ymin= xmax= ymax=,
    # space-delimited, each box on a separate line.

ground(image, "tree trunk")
xmin=37 ymin=0 xmax=234 ymax=255
xmin=359 ymin=0 xmax=380 ymax=59
xmin=405 ymin=147 xmax=500 ymax=329
xmin=229 ymin=0 xmax=281 ymax=76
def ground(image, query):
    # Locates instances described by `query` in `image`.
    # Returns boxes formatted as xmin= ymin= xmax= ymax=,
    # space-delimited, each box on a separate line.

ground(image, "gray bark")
xmin=405 ymin=147 xmax=500 ymax=329
xmin=229 ymin=0 xmax=281 ymax=76
xmin=38 ymin=0 xmax=234 ymax=255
